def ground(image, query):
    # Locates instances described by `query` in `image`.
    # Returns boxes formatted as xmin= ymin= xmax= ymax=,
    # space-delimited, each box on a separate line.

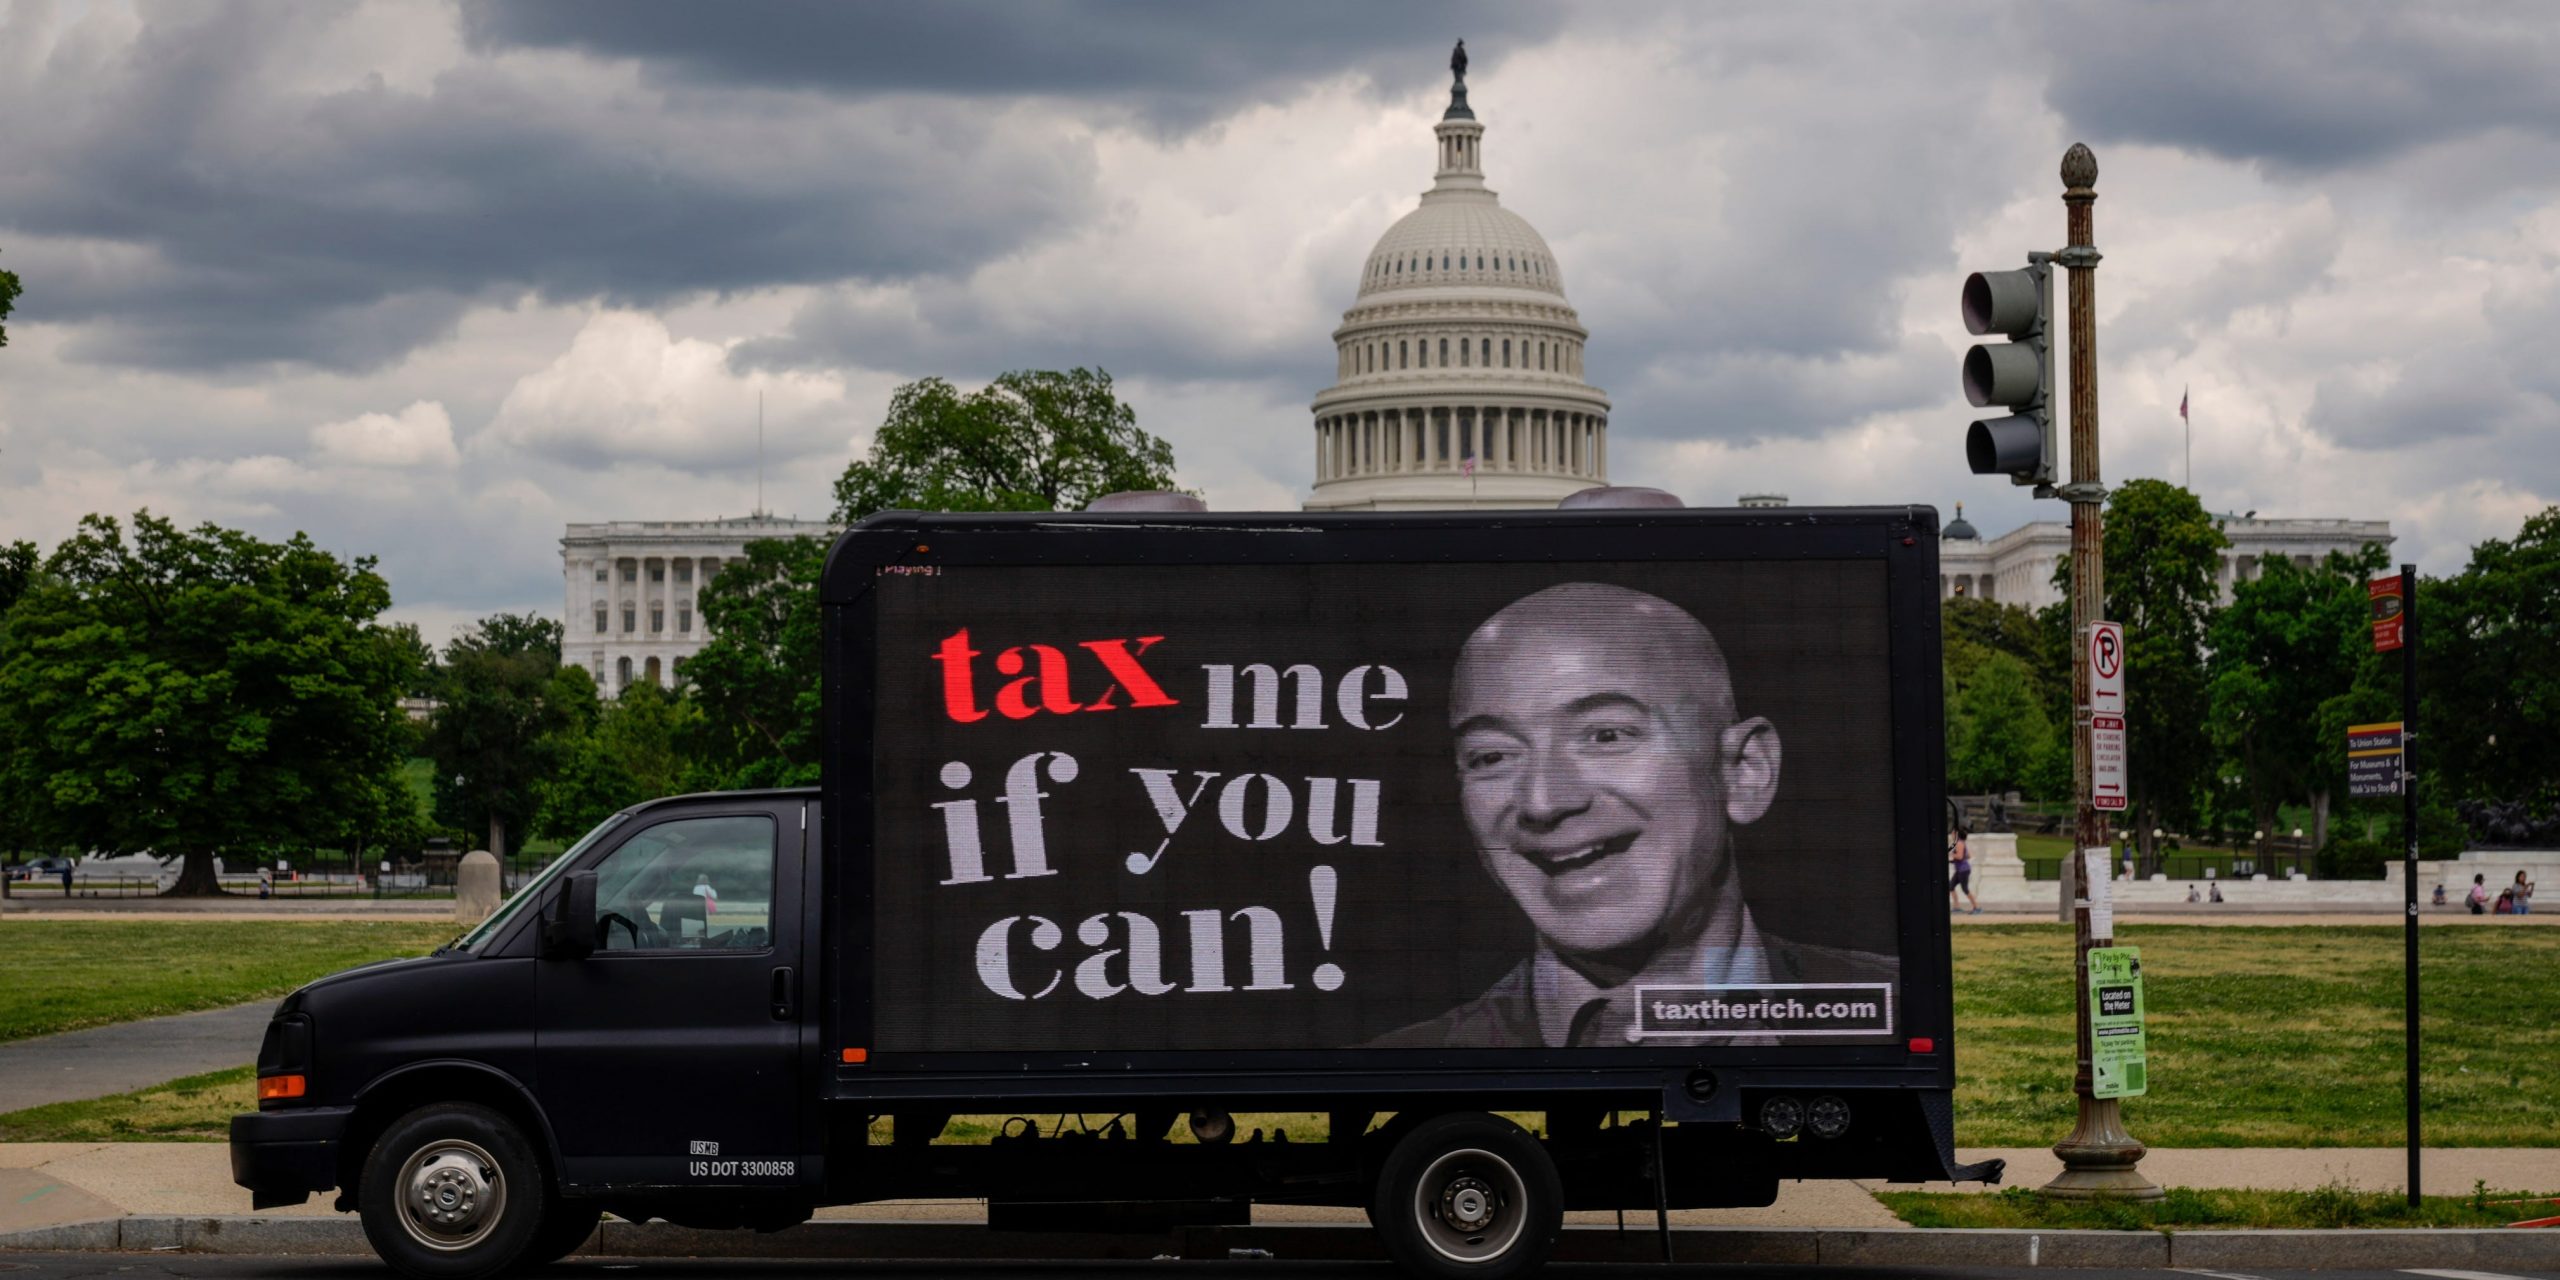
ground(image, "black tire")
xmin=358 ymin=1103 xmax=549 ymax=1280
xmin=521 ymin=1204 xmax=601 ymax=1269
xmin=1368 ymin=1112 xmax=1561 ymax=1280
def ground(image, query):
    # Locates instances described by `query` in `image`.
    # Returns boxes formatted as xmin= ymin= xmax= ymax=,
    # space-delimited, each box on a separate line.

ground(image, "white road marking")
xmin=2175 ymin=1270 xmax=2272 ymax=1280
xmin=2405 ymin=1270 xmax=2538 ymax=1280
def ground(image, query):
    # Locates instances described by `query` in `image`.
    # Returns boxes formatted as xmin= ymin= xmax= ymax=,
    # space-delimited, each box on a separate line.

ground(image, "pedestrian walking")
xmin=1948 ymin=828 xmax=1978 ymax=914
xmin=2513 ymin=869 xmax=2536 ymax=915
xmin=2468 ymin=873 xmax=2490 ymax=915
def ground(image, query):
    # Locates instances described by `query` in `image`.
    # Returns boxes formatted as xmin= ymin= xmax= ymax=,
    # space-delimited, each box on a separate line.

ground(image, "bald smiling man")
xmin=1372 ymin=583 xmax=1896 ymax=1049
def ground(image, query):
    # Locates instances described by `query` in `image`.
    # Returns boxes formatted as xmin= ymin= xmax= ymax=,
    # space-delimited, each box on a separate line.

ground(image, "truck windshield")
xmin=454 ymin=812 xmax=630 ymax=954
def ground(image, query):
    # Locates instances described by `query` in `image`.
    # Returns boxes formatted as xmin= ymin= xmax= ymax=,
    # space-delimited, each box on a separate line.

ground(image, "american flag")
xmin=1461 ymin=455 xmax=1477 ymax=476
xmin=2179 ymin=387 xmax=2190 ymax=422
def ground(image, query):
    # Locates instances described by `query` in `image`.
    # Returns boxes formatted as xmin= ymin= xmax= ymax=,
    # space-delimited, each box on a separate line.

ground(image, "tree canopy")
xmin=535 ymin=676 xmax=702 ymax=840
xmin=424 ymin=612 xmax=590 ymax=859
xmin=681 ymin=536 xmax=828 ymax=789
xmin=0 ymin=513 xmax=417 ymax=892
xmin=2425 ymin=505 xmax=2560 ymax=806
xmin=2206 ymin=545 xmax=2389 ymax=852
xmin=831 ymin=367 xmax=1181 ymax=521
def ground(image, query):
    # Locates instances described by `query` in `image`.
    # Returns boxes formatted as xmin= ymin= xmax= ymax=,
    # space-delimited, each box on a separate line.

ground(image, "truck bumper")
xmin=229 ymin=1107 xmax=353 ymax=1210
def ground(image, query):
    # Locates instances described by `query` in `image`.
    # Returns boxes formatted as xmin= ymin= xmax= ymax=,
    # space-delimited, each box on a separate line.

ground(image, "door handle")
xmin=770 ymin=966 xmax=796 ymax=1021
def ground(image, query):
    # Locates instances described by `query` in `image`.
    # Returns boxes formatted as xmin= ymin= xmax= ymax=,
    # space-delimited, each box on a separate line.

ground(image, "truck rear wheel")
xmin=1369 ymin=1112 xmax=1561 ymax=1280
xmin=358 ymin=1102 xmax=548 ymax=1280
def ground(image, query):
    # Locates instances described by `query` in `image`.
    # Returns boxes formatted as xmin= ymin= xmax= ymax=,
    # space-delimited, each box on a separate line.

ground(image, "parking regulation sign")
xmin=2092 ymin=713 xmax=2129 ymax=811
xmin=2088 ymin=620 xmax=2126 ymax=715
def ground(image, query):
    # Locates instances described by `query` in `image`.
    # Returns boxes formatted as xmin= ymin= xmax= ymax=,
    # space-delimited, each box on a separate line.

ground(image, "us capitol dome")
xmin=1305 ymin=43 xmax=1612 ymax=510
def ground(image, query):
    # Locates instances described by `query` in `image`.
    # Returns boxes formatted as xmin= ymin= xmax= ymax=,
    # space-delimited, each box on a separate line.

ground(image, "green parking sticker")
xmin=2087 ymin=946 xmax=2147 ymax=1099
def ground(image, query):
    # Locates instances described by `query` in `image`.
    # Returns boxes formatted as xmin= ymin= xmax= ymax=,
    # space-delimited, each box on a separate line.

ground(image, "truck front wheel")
xmin=1369 ymin=1112 xmax=1561 ymax=1280
xmin=358 ymin=1103 xmax=548 ymax=1280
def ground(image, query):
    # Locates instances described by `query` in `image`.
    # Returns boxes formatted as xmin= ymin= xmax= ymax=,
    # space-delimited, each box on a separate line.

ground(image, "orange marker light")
xmin=258 ymin=1074 xmax=307 ymax=1100
xmin=841 ymin=1047 xmax=869 ymax=1065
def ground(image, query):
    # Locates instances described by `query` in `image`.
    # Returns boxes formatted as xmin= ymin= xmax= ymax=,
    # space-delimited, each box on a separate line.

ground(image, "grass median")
xmin=1879 ymin=1183 xmax=2560 ymax=1230
xmin=1954 ymin=923 xmax=2560 ymax=1147
xmin=0 ymin=920 xmax=457 ymax=1042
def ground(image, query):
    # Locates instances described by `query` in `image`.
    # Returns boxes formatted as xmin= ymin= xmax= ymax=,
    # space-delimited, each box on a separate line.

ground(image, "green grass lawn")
xmin=0 ymin=920 xmax=457 ymax=1042
xmin=1954 ymin=924 xmax=2560 ymax=1147
xmin=0 ymin=1066 xmax=256 ymax=1142
xmin=1880 ymin=1183 xmax=2559 ymax=1230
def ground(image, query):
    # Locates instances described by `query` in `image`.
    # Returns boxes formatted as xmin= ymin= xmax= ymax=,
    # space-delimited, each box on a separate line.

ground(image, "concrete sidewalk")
xmin=0 ymin=1004 xmax=270 ymax=1110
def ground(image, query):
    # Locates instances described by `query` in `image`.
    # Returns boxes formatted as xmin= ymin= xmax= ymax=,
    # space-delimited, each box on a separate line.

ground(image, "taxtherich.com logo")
xmin=1633 ymin=984 xmax=1896 ymax=1038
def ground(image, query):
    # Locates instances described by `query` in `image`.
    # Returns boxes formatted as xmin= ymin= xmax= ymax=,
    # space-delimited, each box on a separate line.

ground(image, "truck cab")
xmin=233 ymin=789 xmax=823 ymax=1274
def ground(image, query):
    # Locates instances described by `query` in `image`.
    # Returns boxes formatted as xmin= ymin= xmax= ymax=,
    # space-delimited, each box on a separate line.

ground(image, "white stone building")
xmin=1305 ymin=50 xmax=1610 ymax=511
xmin=1935 ymin=502 xmax=2394 ymax=611
xmin=560 ymin=515 xmax=833 ymax=696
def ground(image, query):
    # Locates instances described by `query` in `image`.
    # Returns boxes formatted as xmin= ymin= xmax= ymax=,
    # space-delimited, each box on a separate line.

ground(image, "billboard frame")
xmin=819 ymin=506 xmax=1954 ymax=1116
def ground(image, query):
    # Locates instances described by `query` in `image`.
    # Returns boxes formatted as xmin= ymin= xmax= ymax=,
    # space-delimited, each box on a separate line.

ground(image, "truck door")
xmin=536 ymin=800 xmax=809 ymax=1190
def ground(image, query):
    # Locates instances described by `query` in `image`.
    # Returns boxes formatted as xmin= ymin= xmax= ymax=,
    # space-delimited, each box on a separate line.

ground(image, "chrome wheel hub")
xmin=396 ymin=1139 xmax=506 ymax=1252
xmin=1412 ymin=1148 xmax=1526 ymax=1263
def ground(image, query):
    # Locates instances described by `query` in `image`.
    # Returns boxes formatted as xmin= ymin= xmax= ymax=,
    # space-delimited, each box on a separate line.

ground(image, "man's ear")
xmin=1719 ymin=716 xmax=1782 ymax=826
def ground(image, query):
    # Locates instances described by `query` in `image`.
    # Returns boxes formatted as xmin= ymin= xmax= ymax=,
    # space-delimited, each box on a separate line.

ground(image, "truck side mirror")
xmin=542 ymin=871 xmax=599 ymax=959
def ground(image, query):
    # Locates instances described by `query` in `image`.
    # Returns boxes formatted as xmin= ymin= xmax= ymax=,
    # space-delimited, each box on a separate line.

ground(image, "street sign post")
xmin=2088 ymin=946 xmax=2148 ymax=1100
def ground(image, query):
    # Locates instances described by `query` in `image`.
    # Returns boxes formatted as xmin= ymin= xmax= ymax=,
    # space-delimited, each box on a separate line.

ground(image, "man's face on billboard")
xmin=1450 ymin=584 xmax=1780 ymax=961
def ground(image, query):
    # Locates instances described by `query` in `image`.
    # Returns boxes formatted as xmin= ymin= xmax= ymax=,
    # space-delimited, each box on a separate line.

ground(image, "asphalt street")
xmin=0 ymin=1003 xmax=270 ymax=1111
xmin=0 ymin=1261 xmax=2555 ymax=1280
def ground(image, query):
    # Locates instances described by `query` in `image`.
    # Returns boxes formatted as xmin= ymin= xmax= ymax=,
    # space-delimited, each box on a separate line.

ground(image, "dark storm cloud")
xmin=461 ymin=1 xmax=1567 ymax=131
xmin=2035 ymin=3 xmax=2560 ymax=171
xmin=0 ymin=4 xmax=1100 ymax=373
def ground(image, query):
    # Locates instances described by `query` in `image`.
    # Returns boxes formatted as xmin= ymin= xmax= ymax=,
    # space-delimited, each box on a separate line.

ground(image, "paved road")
xmin=0 ymin=1260 xmax=2554 ymax=1280
xmin=0 ymin=1003 xmax=270 ymax=1110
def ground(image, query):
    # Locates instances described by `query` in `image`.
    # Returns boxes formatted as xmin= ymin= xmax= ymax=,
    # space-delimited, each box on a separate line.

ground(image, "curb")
xmin=6 ymin=1217 xmax=2560 ymax=1265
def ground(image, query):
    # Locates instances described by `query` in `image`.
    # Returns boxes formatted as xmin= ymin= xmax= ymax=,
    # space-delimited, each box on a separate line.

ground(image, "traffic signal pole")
xmin=2043 ymin=143 xmax=2160 ymax=1201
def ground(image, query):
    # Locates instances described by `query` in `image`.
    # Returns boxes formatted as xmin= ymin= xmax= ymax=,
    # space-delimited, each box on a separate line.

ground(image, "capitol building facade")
xmin=1305 ymin=49 xmax=1610 ymax=511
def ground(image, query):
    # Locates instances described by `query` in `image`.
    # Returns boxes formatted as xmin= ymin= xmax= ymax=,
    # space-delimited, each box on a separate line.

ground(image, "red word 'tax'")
xmin=932 ymin=629 xmax=1178 ymax=723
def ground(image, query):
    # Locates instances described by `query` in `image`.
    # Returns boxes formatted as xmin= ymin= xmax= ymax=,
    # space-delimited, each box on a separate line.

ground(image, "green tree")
xmin=2057 ymin=480 xmax=2229 ymax=866
xmin=831 ymin=367 xmax=1182 ymax=521
xmin=2424 ymin=506 xmax=2560 ymax=807
xmin=0 ymin=540 xmax=46 ymax=858
xmin=0 ymin=513 xmax=416 ymax=894
xmin=683 ymin=536 xmax=827 ymax=789
xmin=1948 ymin=649 xmax=2056 ymax=797
xmin=0 ymin=247 xmax=21 ymax=348
xmin=0 ymin=540 xmax=38 ymax=615
xmin=1942 ymin=597 xmax=2067 ymax=800
xmin=536 ymin=679 xmax=705 ymax=840
xmin=425 ymin=613 xmax=590 ymax=860
xmin=2208 ymin=545 xmax=2390 ymax=854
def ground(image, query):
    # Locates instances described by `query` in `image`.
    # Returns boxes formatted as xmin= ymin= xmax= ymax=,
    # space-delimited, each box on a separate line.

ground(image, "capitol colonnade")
xmin=1312 ymin=405 xmax=1607 ymax=482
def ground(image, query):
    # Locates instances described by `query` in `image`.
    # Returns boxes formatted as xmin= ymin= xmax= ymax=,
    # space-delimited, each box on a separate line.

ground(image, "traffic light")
xmin=1962 ymin=254 xmax=2053 ymax=488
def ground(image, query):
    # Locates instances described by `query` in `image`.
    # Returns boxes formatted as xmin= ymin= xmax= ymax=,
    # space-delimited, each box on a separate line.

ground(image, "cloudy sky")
xmin=2 ymin=1 xmax=2555 ymax=642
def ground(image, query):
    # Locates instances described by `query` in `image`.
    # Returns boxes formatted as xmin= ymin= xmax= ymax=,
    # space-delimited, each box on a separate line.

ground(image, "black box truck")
xmin=233 ymin=502 xmax=2000 ymax=1279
